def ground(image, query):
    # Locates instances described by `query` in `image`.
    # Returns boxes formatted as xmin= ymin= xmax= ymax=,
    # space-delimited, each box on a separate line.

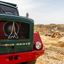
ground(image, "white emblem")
xmin=8 ymin=22 xmax=19 ymax=39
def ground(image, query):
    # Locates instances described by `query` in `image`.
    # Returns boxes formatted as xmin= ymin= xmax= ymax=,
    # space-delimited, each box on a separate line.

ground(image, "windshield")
xmin=0 ymin=5 xmax=18 ymax=15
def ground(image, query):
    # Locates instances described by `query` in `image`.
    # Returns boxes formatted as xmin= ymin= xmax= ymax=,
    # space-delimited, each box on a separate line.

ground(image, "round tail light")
xmin=35 ymin=42 xmax=41 ymax=50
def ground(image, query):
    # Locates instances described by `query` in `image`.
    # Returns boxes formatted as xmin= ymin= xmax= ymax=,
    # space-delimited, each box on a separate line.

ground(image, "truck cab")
xmin=0 ymin=1 xmax=44 ymax=64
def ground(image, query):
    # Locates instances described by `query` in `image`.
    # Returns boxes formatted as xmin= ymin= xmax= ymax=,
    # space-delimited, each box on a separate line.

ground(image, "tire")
xmin=26 ymin=60 xmax=36 ymax=64
xmin=45 ymin=34 xmax=47 ymax=36
xmin=52 ymin=36 xmax=55 ymax=38
xmin=17 ymin=62 xmax=27 ymax=64
xmin=17 ymin=60 xmax=36 ymax=64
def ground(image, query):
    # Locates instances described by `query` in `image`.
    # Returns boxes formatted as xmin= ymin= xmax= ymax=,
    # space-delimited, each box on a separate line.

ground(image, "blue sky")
xmin=2 ymin=0 xmax=64 ymax=24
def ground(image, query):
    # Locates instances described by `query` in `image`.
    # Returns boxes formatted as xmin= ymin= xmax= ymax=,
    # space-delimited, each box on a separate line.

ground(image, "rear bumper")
xmin=0 ymin=49 xmax=44 ymax=64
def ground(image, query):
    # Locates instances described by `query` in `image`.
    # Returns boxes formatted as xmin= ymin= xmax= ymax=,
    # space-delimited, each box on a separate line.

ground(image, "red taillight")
xmin=9 ymin=56 xmax=13 ymax=61
xmin=14 ymin=55 xmax=18 ymax=60
xmin=9 ymin=55 xmax=18 ymax=61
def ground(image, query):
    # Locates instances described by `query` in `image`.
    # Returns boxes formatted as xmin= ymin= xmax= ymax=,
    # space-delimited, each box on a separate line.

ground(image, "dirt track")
xmin=35 ymin=35 xmax=64 ymax=64
xmin=36 ymin=47 xmax=64 ymax=64
xmin=34 ymin=25 xmax=64 ymax=64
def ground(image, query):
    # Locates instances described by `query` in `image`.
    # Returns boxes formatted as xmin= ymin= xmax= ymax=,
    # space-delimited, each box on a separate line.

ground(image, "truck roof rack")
xmin=0 ymin=1 xmax=17 ymax=7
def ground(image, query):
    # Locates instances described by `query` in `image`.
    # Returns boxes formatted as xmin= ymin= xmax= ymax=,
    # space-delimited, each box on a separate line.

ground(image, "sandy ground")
xmin=35 ymin=35 xmax=64 ymax=64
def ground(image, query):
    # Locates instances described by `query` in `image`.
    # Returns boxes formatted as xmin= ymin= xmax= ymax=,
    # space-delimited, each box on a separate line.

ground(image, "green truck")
xmin=0 ymin=1 xmax=44 ymax=64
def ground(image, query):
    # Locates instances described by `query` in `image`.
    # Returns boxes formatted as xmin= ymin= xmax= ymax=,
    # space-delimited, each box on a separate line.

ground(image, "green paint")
xmin=0 ymin=1 xmax=34 ymax=54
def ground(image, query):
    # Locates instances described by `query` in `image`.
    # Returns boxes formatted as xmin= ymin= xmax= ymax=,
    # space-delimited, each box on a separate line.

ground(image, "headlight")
xmin=35 ymin=42 xmax=41 ymax=50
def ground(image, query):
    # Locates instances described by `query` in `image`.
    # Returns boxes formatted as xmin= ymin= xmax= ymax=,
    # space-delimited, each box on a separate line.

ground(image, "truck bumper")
xmin=0 ymin=49 xmax=44 ymax=64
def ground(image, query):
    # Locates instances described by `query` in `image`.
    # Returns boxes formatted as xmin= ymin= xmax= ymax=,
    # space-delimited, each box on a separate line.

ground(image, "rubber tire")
xmin=17 ymin=60 xmax=36 ymax=64
xmin=26 ymin=60 xmax=36 ymax=64
xmin=52 ymin=36 xmax=55 ymax=38
xmin=17 ymin=62 xmax=27 ymax=64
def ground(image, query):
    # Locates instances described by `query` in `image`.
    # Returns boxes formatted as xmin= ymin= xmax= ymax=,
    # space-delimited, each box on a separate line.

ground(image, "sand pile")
xmin=56 ymin=41 xmax=64 ymax=47
xmin=56 ymin=37 xmax=64 ymax=47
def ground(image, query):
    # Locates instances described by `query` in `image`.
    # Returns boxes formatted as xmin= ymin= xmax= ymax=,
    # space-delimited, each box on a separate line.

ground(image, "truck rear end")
xmin=0 ymin=1 xmax=44 ymax=64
